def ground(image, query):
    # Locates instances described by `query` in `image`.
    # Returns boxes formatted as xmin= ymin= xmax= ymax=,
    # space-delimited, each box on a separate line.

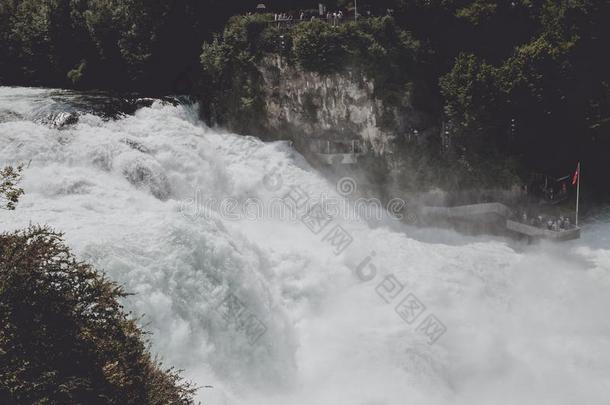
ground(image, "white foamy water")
xmin=1 ymin=87 xmax=610 ymax=405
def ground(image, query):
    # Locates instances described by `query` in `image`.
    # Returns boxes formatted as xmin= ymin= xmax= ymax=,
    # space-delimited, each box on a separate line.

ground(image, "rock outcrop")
xmin=256 ymin=56 xmax=435 ymax=155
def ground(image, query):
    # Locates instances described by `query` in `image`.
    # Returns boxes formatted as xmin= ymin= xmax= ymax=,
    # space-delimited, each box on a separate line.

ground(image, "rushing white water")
xmin=1 ymin=86 xmax=610 ymax=405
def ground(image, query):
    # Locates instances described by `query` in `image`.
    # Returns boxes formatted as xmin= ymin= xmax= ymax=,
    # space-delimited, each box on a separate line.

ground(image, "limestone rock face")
xmin=257 ymin=56 xmax=433 ymax=155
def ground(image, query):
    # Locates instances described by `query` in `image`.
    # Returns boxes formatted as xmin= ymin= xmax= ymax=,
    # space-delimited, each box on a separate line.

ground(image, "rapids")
xmin=1 ymin=86 xmax=609 ymax=405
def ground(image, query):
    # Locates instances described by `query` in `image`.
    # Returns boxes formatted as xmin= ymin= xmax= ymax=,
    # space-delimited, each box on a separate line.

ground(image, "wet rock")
xmin=43 ymin=112 xmax=79 ymax=128
xmin=121 ymin=156 xmax=171 ymax=200
xmin=0 ymin=110 xmax=24 ymax=123
xmin=122 ymin=138 xmax=151 ymax=154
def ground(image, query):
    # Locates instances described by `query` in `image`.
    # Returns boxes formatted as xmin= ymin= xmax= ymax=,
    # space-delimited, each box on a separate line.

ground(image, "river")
xmin=1 ymin=86 xmax=609 ymax=405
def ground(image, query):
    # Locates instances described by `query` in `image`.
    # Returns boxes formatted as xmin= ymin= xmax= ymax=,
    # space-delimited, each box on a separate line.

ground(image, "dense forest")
xmin=0 ymin=0 xmax=609 ymax=195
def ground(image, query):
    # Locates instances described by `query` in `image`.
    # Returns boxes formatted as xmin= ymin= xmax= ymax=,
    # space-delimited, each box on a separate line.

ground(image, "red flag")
xmin=572 ymin=162 xmax=580 ymax=186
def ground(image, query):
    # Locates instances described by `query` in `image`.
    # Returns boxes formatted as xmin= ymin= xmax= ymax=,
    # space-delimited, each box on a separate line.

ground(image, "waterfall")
xmin=1 ymin=86 xmax=609 ymax=405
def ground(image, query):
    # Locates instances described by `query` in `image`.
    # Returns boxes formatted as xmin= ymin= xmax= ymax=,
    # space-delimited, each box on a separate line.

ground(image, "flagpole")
xmin=576 ymin=162 xmax=580 ymax=227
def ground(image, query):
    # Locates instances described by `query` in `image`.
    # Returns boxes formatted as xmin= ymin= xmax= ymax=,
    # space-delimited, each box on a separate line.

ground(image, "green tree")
xmin=0 ymin=226 xmax=197 ymax=405
xmin=200 ymin=14 xmax=271 ymax=131
xmin=292 ymin=19 xmax=347 ymax=74
xmin=440 ymin=53 xmax=504 ymax=146
xmin=0 ymin=165 xmax=24 ymax=211
xmin=7 ymin=0 xmax=55 ymax=82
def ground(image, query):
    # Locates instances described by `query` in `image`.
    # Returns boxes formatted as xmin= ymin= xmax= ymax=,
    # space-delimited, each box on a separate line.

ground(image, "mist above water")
xmin=1 ymin=87 xmax=609 ymax=405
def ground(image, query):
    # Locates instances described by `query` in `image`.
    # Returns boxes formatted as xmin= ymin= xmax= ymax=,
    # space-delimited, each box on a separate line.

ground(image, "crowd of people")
xmin=517 ymin=210 xmax=575 ymax=231
xmin=270 ymin=7 xmax=388 ymax=25
xmin=324 ymin=10 xmax=345 ymax=26
xmin=273 ymin=10 xmax=348 ymax=24
xmin=264 ymin=6 xmax=396 ymax=30
xmin=274 ymin=13 xmax=294 ymax=22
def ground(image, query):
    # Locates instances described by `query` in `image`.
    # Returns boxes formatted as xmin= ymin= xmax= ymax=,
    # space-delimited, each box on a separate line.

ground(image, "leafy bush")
xmin=0 ymin=165 xmax=24 ymax=211
xmin=67 ymin=60 xmax=88 ymax=86
xmin=440 ymin=52 xmax=503 ymax=134
xmin=289 ymin=16 xmax=420 ymax=78
xmin=0 ymin=0 xmax=257 ymax=91
xmin=0 ymin=227 xmax=197 ymax=405
xmin=199 ymin=14 xmax=275 ymax=131
xmin=292 ymin=20 xmax=348 ymax=73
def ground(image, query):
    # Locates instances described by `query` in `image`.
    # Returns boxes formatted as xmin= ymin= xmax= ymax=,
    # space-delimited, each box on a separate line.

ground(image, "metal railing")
xmin=265 ymin=15 xmax=368 ymax=28
xmin=309 ymin=139 xmax=365 ymax=155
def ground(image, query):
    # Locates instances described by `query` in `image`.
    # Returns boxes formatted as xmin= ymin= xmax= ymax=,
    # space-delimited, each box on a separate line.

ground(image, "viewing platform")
xmin=506 ymin=220 xmax=581 ymax=241
xmin=419 ymin=202 xmax=581 ymax=242
xmin=265 ymin=16 xmax=360 ymax=29
xmin=421 ymin=202 xmax=513 ymax=221
xmin=309 ymin=139 xmax=366 ymax=165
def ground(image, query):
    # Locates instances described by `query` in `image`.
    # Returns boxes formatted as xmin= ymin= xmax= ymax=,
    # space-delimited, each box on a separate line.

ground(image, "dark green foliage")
xmin=67 ymin=60 xmax=88 ymax=87
xmin=0 ymin=165 xmax=24 ymax=211
xmin=0 ymin=227 xmax=197 ymax=405
xmin=301 ymin=91 xmax=319 ymax=122
xmin=3 ymin=0 xmax=55 ymax=83
xmin=432 ymin=1 xmax=610 ymax=194
xmin=0 ymin=0 xmax=261 ymax=92
xmin=200 ymin=14 xmax=271 ymax=133
xmin=292 ymin=20 xmax=348 ymax=74
xmin=439 ymin=52 xmax=505 ymax=153
xmin=291 ymin=16 xmax=421 ymax=90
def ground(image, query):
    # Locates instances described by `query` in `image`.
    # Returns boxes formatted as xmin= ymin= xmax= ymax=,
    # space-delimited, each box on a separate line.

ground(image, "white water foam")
xmin=1 ymin=87 xmax=609 ymax=405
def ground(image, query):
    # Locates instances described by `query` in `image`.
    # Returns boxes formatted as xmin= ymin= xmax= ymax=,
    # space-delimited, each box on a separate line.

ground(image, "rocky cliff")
xmin=256 ymin=55 xmax=436 ymax=156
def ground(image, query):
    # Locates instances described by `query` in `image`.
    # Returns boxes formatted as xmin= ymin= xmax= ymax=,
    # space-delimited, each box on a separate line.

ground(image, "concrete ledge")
xmin=315 ymin=153 xmax=363 ymax=165
xmin=506 ymin=220 xmax=581 ymax=241
xmin=421 ymin=202 xmax=513 ymax=220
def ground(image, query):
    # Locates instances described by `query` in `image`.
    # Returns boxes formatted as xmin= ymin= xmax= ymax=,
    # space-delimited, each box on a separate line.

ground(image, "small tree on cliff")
xmin=0 ymin=164 xmax=24 ymax=210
